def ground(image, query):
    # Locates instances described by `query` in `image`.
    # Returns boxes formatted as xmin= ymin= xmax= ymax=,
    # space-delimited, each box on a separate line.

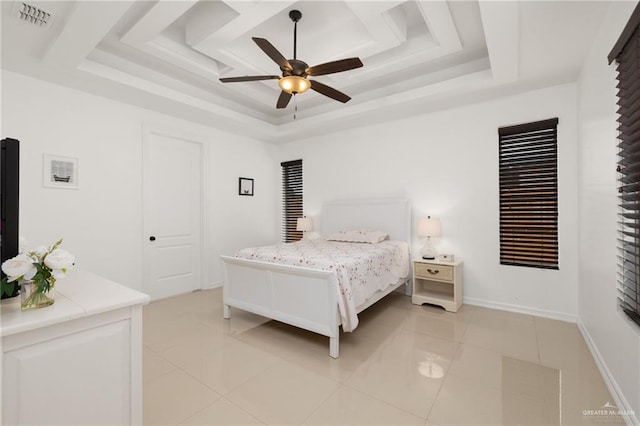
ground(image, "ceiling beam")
xmin=478 ymin=0 xmax=519 ymax=82
xmin=78 ymin=58 xmax=276 ymax=135
xmin=417 ymin=0 xmax=462 ymax=51
xmin=188 ymin=1 xmax=296 ymax=54
xmin=344 ymin=1 xmax=406 ymax=57
xmin=44 ymin=1 xmax=134 ymax=67
xmin=121 ymin=0 xmax=199 ymax=46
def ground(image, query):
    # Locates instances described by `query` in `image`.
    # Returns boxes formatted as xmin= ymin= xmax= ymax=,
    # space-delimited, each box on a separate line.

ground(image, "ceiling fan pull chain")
xmin=293 ymin=94 xmax=298 ymax=120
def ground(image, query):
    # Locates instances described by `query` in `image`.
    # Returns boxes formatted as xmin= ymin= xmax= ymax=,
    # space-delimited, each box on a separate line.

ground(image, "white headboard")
xmin=321 ymin=198 xmax=411 ymax=243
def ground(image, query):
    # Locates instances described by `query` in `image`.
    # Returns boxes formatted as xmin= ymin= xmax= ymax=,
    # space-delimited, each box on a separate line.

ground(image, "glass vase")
xmin=21 ymin=280 xmax=55 ymax=310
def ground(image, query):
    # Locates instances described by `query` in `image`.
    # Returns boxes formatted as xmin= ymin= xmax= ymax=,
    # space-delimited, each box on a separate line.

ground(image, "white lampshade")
xmin=296 ymin=217 xmax=313 ymax=232
xmin=417 ymin=217 xmax=442 ymax=237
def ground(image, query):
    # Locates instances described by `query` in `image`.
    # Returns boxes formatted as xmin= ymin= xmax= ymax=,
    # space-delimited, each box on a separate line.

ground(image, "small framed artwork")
xmin=43 ymin=154 xmax=78 ymax=189
xmin=239 ymin=177 xmax=254 ymax=196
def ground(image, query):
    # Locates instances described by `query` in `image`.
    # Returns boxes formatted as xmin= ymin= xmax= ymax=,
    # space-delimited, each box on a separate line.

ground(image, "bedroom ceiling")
xmin=1 ymin=0 xmax=610 ymax=143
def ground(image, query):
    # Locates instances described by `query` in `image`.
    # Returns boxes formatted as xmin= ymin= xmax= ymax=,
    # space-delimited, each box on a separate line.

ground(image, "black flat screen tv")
xmin=1 ymin=137 xmax=20 ymax=298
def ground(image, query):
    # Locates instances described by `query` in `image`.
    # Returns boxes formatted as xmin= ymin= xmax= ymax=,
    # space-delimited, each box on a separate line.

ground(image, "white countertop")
xmin=0 ymin=269 xmax=150 ymax=337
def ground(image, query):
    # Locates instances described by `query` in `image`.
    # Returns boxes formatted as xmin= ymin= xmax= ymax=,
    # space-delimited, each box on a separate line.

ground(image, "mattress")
xmin=235 ymin=239 xmax=410 ymax=331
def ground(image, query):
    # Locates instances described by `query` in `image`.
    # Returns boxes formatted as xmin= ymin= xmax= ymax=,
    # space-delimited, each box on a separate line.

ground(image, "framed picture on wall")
xmin=43 ymin=154 xmax=78 ymax=189
xmin=239 ymin=177 xmax=254 ymax=196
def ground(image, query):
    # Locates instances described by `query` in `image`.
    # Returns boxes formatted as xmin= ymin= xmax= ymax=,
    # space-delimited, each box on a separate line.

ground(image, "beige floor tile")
xmin=558 ymin=365 xmax=624 ymax=425
xmin=144 ymin=302 xmax=184 ymax=324
xmin=346 ymin=331 xmax=456 ymax=418
xmin=427 ymin=375 xmax=503 ymax=425
xmin=217 ymin=308 xmax=274 ymax=336
xmin=143 ymin=369 xmax=221 ymax=426
xmin=179 ymin=399 xmax=265 ymax=425
xmin=225 ymin=359 xmax=340 ymax=425
xmin=303 ymin=386 xmax=424 ymax=425
xmin=162 ymin=335 xmax=282 ymax=395
xmin=501 ymin=394 xmax=550 ymax=425
xmin=143 ymin=312 xmax=219 ymax=352
xmin=471 ymin=307 xmax=535 ymax=330
xmin=447 ymin=344 xmax=505 ymax=390
xmin=353 ymin=298 xmax=412 ymax=341
xmin=143 ymin=346 xmax=177 ymax=383
xmin=462 ymin=323 xmax=540 ymax=363
xmin=278 ymin=326 xmax=392 ymax=383
xmin=234 ymin=317 xmax=331 ymax=359
xmin=152 ymin=289 xmax=220 ymax=314
xmin=403 ymin=312 xmax=468 ymax=342
xmin=141 ymin=288 xmax=621 ymax=426
xmin=448 ymin=345 xmax=561 ymax=404
xmin=410 ymin=302 xmax=478 ymax=324
xmin=534 ymin=317 xmax=591 ymax=369
xmin=501 ymin=356 xmax=550 ymax=402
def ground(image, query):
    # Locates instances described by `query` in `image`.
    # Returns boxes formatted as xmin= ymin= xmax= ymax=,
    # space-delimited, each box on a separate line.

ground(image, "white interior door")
xmin=143 ymin=128 xmax=203 ymax=300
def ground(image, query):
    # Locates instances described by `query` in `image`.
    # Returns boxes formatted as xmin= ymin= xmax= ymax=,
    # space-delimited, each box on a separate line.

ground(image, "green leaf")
xmin=1 ymin=279 xmax=17 ymax=297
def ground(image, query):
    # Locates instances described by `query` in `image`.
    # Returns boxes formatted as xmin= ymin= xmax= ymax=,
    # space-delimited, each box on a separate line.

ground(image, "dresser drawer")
xmin=414 ymin=263 xmax=453 ymax=281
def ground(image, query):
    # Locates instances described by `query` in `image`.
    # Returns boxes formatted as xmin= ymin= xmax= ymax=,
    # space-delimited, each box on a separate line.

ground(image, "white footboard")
xmin=221 ymin=255 xmax=341 ymax=358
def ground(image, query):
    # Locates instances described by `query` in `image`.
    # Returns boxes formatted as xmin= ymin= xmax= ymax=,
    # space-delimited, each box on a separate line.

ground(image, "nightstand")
xmin=411 ymin=259 xmax=463 ymax=312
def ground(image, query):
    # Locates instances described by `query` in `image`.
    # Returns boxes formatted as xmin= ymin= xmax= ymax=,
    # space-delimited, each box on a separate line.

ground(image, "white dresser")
xmin=1 ymin=270 xmax=150 ymax=425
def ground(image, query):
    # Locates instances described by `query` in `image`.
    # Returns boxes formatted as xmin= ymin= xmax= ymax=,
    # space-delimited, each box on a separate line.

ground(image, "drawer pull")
xmin=427 ymin=269 xmax=439 ymax=275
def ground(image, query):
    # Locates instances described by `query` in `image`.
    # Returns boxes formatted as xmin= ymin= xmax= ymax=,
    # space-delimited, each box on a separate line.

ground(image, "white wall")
xmin=1 ymin=70 xmax=277 ymax=292
xmin=276 ymin=83 xmax=580 ymax=320
xmin=577 ymin=1 xmax=640 ymax=420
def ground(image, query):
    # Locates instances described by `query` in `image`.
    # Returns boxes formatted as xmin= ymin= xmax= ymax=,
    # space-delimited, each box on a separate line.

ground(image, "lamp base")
xmin=420 ymin=238 xmax=438 ymax=260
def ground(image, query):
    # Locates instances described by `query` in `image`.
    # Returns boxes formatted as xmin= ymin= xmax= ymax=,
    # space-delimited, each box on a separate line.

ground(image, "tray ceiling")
xmin=1 ymin=0 xmax=610 ymax=142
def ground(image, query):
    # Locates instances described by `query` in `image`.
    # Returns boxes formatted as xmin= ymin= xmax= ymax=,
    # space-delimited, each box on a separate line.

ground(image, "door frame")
xmin=141 ymin=124 xmax=208 ymax=299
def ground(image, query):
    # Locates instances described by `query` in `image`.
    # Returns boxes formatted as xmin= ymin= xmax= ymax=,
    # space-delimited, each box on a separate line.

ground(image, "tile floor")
xmin=142 ymin=288 xmax=625 ymax=425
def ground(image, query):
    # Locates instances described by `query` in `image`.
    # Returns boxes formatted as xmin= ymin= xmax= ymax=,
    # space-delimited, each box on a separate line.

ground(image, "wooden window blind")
xmin=609 ymin=2 xmax=640 ymax=328
xmin=281 ymin=159 xmax=303 ymax=243
xmin=499 ymin=118 xmax=559 ymax=269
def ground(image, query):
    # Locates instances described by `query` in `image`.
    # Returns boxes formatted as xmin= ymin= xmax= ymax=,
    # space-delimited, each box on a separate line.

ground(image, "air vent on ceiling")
xmin=12 ymin=2 xmax=54 ymax=29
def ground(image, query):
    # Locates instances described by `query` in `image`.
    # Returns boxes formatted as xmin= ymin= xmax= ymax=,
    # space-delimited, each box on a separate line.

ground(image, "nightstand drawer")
xmin=414 ymin=263 xmax=453 ymax=281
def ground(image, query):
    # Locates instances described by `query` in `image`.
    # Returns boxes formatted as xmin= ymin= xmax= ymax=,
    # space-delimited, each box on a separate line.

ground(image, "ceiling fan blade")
xmin=252 ymin=37 xmax=293 ymax=71
xmin=276 ymin=91 xmax=292 ymax=109
xmin=306 ymin=58 xmax=363 ymax=76
xmin=219 ymin=75 xmax=280 ymax=83
xmin=310 ymin=80 xmax=351 ymax=103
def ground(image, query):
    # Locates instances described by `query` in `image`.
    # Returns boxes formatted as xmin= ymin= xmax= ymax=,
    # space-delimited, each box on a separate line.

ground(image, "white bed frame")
xmin=221 ymin=198 xmax=411 ymax=358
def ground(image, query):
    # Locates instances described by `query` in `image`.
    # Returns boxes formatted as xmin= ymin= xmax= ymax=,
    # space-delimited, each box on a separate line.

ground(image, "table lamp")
xmin=296 ymin=217 xmax=313 ymax=239
xmin=417 ymin=216 xmax=441 ymax=259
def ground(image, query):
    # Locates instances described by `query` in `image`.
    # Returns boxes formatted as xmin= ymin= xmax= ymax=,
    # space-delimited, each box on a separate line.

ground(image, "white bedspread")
xmin=235 ymin=239 xmax=409 ymax=332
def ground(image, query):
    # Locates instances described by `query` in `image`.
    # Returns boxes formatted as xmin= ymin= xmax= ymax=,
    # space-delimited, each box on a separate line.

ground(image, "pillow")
xmin=326 ymin=229 xmax=388 ymax=244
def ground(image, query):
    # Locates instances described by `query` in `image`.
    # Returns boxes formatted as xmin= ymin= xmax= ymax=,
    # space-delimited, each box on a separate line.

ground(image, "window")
xmin=498 ymin=118 xmax=559 ymax=269
xmin=609 ymin=3 xmax=640 ymax=327
xmin=281 ymin=159 xmax=303 ymax=242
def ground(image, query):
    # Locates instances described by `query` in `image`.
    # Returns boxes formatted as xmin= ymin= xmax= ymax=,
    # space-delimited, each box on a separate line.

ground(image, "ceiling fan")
xmin=219 ymin=10 xmax=363 ymax=109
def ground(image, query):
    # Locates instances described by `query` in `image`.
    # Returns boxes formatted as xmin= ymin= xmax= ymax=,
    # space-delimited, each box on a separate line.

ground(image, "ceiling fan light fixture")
xmin=279 ymin=76 xmax=311 ymax=94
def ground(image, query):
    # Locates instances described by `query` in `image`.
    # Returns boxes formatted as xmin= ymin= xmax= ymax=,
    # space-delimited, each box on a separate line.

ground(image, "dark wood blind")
xmin=611 ymin=4 xmax=640 ymax=327
xmin=281 ymin=159 xmax=303 ymax=243
xmin=499 ymin=118 xmax=559 ymax=269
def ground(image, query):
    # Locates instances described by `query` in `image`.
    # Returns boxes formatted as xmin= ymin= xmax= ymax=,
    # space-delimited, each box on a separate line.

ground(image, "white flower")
xmin=34 ymin=246 xmax=48 ymax=257
xmin=1 ymin=254 xmax=37 ymax=282
xmin=44 ymin=249 xmax=75 ymax=271
xmin=51 ymin=269 xmax=67 ymax=279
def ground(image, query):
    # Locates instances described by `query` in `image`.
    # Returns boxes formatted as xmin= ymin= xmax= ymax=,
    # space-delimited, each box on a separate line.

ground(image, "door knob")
xmin=149 ymin=236 xmax=156 ymax=241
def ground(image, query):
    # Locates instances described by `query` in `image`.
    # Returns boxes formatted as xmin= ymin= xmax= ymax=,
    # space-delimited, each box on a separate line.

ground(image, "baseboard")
xmin=203 ymin=281 xmax=222 ymax=290
xmin=463 ymin=296 xmax=578 ymax=323
xmin=577 ymin=320 xmax=639 ymax=426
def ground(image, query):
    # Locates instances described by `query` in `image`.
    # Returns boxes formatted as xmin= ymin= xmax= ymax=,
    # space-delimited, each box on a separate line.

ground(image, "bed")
xmin=220 ymin=198 xmax=411 ymax=358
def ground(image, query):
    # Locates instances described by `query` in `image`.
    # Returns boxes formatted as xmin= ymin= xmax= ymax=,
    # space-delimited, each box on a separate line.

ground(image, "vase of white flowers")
xmin=0 ymin=239 xmax=75 ymax=310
